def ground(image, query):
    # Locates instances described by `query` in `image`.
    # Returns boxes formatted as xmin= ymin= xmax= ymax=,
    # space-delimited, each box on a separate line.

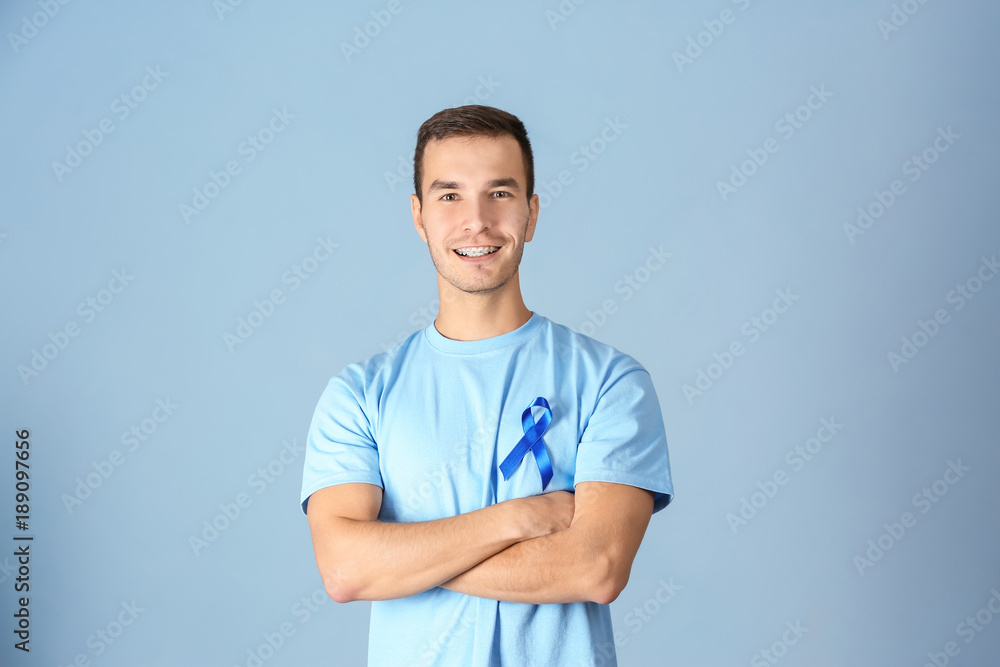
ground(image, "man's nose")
xmin=463 ymin=196 xmax=492 ymax=232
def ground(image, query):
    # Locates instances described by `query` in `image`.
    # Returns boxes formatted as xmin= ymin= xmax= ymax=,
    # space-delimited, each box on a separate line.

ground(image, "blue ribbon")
xmin=499 ymin=397 xmax=553 ymax=490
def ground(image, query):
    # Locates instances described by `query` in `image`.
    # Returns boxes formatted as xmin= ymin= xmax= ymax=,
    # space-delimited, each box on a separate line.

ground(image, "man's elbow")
xmin=324 ymin=579 xmax=356 ymax=604
xmin=586 ymin=553 xmax=630 ymax=605
xmin=319 ymin=561 xmax=364 ymax=604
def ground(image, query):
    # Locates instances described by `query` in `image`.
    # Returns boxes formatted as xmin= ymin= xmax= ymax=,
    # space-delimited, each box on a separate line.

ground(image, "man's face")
xmin=411 ymin=134 xmax=539 ymax=296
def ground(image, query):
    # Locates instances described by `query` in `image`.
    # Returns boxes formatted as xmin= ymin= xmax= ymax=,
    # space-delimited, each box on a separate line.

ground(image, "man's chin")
xmin=439 ymin=273 xmax=514 ymax=295
xmin=453 ymin=280 xmax=506 ymax=295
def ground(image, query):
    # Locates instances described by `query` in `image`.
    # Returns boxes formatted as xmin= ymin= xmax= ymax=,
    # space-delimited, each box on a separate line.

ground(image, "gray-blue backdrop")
xmin=2 ymin=1 xmax=998 ymax=665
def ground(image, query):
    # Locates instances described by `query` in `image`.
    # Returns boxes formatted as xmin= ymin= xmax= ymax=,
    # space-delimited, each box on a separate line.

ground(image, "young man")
xmin=300 ymin=105 xmax=673 ymax=666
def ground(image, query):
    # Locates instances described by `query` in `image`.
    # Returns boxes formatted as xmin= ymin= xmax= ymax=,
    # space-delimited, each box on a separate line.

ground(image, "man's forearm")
xmin=438 ymin=524 xmax=608 ymax=604
xmin=314 ymin=487 xmax=573 ymax=603
xmin=439 ymin=482 xmax=656 ymax=605
xmin=318 ymin=502 xmax=526 ymax=602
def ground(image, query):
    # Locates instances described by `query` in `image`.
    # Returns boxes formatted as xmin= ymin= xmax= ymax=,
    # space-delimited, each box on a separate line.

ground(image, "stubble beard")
xmin=427 ymin=224 xmax=527 ymax=296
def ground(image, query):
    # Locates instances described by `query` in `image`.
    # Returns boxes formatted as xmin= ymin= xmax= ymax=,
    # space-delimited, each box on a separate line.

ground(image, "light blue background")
xmin=2 ymin=1 xmax=998 ymax=665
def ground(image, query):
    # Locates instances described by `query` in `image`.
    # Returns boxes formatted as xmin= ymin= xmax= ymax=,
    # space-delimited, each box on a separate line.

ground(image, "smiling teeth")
xmin=455 ymin=246 xmax=499 ymax=257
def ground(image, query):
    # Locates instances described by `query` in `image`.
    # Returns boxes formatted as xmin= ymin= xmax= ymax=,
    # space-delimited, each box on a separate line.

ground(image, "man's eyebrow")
xmin=426 ymin=178 xmax=522 ymax=193
xmin=427 ymin=179 xmax=460 ymax=193
xmin=486 ymin=178 xmax=521 ymax=191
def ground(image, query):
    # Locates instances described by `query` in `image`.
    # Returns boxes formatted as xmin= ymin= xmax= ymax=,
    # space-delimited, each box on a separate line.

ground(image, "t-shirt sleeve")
xmin=299 ymin=366 xmax=384 ymax=516
xmin=574 ymin=367 xmax=674 ymax=513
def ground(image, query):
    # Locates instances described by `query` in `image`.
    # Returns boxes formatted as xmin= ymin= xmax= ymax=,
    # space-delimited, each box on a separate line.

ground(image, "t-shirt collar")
xmin=423 ymin=311 xmax=543 ymax=355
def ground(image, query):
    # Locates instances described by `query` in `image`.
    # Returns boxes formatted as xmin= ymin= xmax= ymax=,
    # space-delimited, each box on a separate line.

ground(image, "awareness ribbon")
xmin=498 ymin=397 xmax=554 ymax=490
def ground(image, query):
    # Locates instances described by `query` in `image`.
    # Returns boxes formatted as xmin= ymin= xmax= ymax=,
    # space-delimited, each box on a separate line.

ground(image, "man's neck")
xmin=433 ymin=281 xmax=533 ymax=342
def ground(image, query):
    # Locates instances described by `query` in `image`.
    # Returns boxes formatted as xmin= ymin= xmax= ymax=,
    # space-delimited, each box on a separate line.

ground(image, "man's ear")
xmin=524 ymin=193 xmax=539 ymax=242
xmin=411 ymin=194 xmax=427 ymax=243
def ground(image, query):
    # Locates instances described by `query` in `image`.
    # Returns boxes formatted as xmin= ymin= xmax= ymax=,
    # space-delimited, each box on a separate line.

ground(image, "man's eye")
xmin=491 ymin=191 xmax=511 ymax=198
xmin=441 ymin=194 xmax=458 ymax=201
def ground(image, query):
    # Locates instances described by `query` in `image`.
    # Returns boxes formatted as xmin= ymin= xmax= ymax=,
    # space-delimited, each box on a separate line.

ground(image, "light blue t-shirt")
xmin=300 ymin=312 xmax=673 ymax=667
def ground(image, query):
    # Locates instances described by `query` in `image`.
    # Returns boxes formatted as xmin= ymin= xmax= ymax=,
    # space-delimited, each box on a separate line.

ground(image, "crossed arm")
xmin=306 ymin=479 xmax=654 ymax=605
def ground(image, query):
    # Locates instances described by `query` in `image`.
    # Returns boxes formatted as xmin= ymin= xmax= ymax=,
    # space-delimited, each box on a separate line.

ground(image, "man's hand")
xmin=439 ymin=481 xmax=654 ymax=605
xmin=515 ymin=490 xmax=575 ymax=539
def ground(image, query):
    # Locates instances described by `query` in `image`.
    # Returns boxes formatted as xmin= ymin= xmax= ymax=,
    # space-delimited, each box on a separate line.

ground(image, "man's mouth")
xmin=454 ymin=246 xmax=500 ymax=257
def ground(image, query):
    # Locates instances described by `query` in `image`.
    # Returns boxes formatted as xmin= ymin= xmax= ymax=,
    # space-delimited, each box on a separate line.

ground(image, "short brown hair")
xmin=413 ymin=105 xmax=534 ymax=205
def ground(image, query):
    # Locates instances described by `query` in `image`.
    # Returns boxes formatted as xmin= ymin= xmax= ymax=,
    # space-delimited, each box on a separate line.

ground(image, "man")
xmin=300 ymin=105 xmax=673 ymax=666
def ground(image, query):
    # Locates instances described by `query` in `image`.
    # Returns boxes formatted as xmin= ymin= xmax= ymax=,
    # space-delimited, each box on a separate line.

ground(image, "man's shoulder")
xmin=536 ymin=314 xmax=648 ymax=377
